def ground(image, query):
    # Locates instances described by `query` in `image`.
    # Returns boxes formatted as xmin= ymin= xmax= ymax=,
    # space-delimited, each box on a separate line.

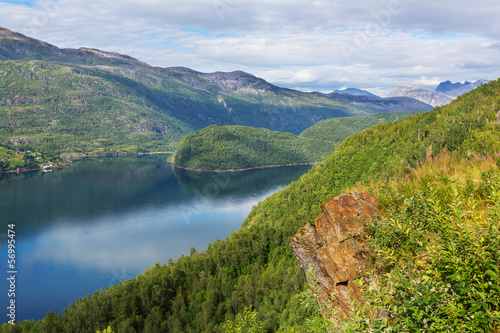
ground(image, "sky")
xmin=0 ymin=0 xmax=499 ymax=96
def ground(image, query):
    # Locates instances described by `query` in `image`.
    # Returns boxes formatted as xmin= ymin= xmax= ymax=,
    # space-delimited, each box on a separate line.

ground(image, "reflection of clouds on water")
xmin=1 ymin=158 xmax=311 ymax=322
xmin=176 ymin=186 xmax=284 ymax=225
xmin=26 ymin=187 xmax=282 ymax=272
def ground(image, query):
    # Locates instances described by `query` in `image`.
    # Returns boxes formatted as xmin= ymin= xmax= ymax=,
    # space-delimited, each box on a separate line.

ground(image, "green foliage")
xmin=172 ymin=125 xmax=323 ymax=170
xmin=461 ymin=129 xmax=500 ymax=157
xmin=359 ymin=161 xmax=500 ymax=332
xmin=295 ymin=269 xmax=336 ymax=333
xmin=10 ymin=79 xmax=500 ymax=332
xmin=300 ymin=110 xmax=423 ymax=143
xmin=172 ymin=111 xmax=422 ymax=171
xmin=223 ymin=307 xmax=264 ymax=333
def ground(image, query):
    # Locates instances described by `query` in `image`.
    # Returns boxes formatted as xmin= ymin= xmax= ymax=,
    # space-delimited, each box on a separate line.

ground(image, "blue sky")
xmin=0 ymin=0 xmax=499 ymax=96
xmin=1 ymin=0 xmax=33 ymax=5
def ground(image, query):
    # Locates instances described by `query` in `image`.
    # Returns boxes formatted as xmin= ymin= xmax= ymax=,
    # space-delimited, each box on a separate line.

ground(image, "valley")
xmin=2 ymin=72 xmax=498 ymax=332
xmin=0 ymin=24 xmax=498 ymax=333
xmin=0 ymin=27 xmax=433 ymax=161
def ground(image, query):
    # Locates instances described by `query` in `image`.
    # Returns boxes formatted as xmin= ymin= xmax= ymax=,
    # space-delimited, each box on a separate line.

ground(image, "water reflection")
xmin=27 ymin=190 xmax=277 ymax=272
xmin=0 ymin=155 xmax=311 ymax=322
xmin=173 ymin=165 xmax=311 ymax=198
xmin=0 ymin=156 xmax=311 ymax=235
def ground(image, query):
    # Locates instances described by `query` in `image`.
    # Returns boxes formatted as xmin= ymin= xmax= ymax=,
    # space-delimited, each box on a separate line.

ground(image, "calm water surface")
xmin=0 ymin=155 xmax=311 ymax=323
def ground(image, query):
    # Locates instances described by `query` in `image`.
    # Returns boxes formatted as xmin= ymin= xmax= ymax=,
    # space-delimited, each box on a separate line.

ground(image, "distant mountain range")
xmin=0 ymin=27 xmax=434 ymax=156
xmin=435 ymin=80 xmax=490 ymax=97
xmin=329 ymin=80 xmax=490 ymax=109
xmin=387 ymin=80 xmax=490 ymax=107
xmin=387 ymin=85 xmax=454 ymax=107
xmin=333 ymin=88 xmax=380 ymax=98
xmin=321 ymin=92 xmax=431 ymax=112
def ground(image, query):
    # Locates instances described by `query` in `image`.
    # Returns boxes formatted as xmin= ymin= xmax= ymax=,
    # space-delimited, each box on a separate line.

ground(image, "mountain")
xmin=171 ymin=111 xmax=423 ymax=171
xmin=8 ymin=75 xmax=500 ymax=331
xmin=0 ymin=27 xmax=433 ymax=157
xmin=323 ymin=92 xmax=433 ymax=111
xmin=0 ymin=27 xmax=149 ymax=68
xmin=333 ymin=88 xmax=380 ymax=98
xmin=387 ymin=84 xmax=454 ymax=107
xmin=435 ymin=79 xmax=490 ymax=97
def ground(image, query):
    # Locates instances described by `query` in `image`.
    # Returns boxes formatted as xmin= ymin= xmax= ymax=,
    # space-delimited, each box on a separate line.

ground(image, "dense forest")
xmin=171 ymin=111 xmax=422 ymax=171
xmin=171 ymin=125 xmax=323 ymax=170
xmin=300 ymin=110 xmax=422 ymax=143
xmin=2 ymin=78 xmax=498 ymax=332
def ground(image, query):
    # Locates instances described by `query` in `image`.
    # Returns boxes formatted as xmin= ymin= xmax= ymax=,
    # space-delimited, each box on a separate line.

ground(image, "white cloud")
xmin=0 ymin=0 xmax=499 ymax=93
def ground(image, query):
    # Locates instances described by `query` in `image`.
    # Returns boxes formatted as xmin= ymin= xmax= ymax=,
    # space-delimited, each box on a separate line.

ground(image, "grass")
xmin=308 ymin=150 xmax=500 ymax=332
xmin=0 ymin=146 xmax=60 ymax=172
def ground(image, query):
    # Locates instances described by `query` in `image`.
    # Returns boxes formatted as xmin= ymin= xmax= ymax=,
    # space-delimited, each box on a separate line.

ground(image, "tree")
xmin=223 ymin=307 xmax=264 ymax=333
xmin=0 ymin=160 xmax=8 ymax=172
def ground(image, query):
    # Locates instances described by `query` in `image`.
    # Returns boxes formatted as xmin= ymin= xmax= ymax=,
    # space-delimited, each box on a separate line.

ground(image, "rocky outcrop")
xmin=290 ymin=192 xmax=380 ymax=319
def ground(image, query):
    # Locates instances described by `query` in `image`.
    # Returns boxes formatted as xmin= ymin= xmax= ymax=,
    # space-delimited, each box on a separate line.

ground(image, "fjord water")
xmin=0 ymin=155 xmax=311 ymax=323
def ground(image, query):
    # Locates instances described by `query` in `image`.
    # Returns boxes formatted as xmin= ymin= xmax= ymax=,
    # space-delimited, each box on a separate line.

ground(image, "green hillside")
xmin=171 ymin=111 xmax=423 ymax=171
xmin=0 ymin=27 xmax=434 ymax=158
xmin=316 ymin=149 xmax=500 ymax=332
xmin=170 ymin=125 xmax=321 ymax=171
xmin=5 ymin=78 xmax=499 ymax=332
xmin=0 ymin=58 xmax=373 ymax=157
xmin=299 ymin=110 xmax=423 ymax=143
xmin=0 ymin=61 xmax=189 ymax=156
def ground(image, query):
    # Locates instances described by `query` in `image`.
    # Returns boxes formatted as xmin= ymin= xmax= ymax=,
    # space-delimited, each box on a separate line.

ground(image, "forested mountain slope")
xmin=171 ymin=111 xmax=422 ymax=171
xmin=299 ymin=110 xmax=422 ymax=143
xmin=0 ymin=27 xmax=431 ymax=157
xmin=4 ymin=78 xmax=499 ymax=332
xmin=171 ymin=125 xmax=320 ymax=171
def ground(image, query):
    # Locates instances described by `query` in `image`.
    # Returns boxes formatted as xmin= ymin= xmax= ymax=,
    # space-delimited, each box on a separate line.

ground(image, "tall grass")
xmin=308 ymin=151 xmax=500 ymax=332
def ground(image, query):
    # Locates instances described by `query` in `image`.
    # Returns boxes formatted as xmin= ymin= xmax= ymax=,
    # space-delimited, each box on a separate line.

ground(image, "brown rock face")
xmin=290 ymin=192 xmax=380 ymax=318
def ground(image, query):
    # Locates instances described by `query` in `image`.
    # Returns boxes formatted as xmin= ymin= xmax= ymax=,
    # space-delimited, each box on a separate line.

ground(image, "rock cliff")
xmin=290 ymin=192 xmax=380 ymax=319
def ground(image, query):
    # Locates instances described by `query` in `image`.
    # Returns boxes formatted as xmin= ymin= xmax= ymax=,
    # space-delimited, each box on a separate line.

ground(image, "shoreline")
xmin=0 ymin=165 xmax=66 ymax=174
xmin=169 ymin=161 xmax=319 ymax=173
xmin=0 ymin=151 xmax=174 ymax=174
xmin=71 ymin=151 xmax=174 ymax=158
